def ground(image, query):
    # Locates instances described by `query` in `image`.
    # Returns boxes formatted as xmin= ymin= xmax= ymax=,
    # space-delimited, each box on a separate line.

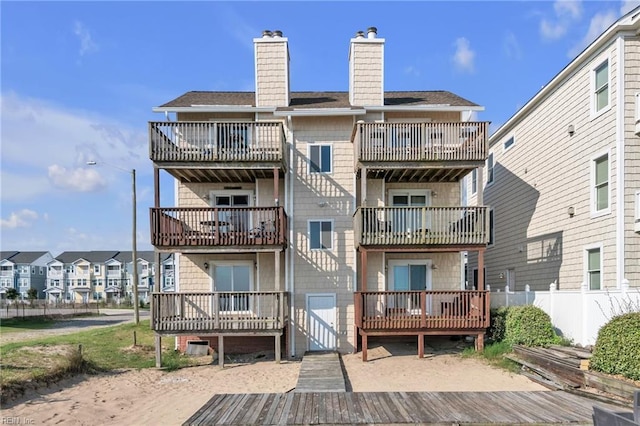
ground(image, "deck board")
xmin=183 ymin=390 xmax=632 ymax=425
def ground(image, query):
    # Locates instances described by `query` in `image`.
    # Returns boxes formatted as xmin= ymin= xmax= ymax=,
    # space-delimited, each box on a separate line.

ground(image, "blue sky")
xmin=1 ymin=0 xmax=638 ymax=254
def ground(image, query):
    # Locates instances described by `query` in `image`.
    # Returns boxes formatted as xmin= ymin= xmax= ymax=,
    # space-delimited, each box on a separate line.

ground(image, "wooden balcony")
xmin=150 ymin=206 xmax=287 ymax=252
xmin=151 ymin=291 xmax=289 ymax=334
xmin=149 ymin=121 xmax=287 ymax=182
xmin=352 ymin=121 xmax=489 ymax=182
xmin=355 ymin=290 xmax=490 ymax=331
xmin=354 ymin=206 xmax=488 ymax=249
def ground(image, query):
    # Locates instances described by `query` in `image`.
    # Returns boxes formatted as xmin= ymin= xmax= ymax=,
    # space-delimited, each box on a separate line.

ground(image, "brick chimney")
xmin=349 ymin=27 xmax=384 ymax=106
xmin=254 ymin=30 xmax=290 ymax=107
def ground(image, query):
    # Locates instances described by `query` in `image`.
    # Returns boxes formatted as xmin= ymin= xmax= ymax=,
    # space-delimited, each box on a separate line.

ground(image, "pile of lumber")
xmin=506 ymin=345 xmax=639 ymax=407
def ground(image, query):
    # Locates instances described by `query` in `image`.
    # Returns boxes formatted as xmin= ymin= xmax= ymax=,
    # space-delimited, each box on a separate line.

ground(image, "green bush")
xmin=504 ymin=305 xmax=561 ymax=347
xmin=590 ymin=312 xmax=640 ymax=381
xmin=488 ymin=306 xmax=509 ymax=342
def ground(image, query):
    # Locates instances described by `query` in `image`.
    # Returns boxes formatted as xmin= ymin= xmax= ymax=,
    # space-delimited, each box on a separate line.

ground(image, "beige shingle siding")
xmin=350 ymin=43 xmax=383 ymax=106
xmin=291 ymin=116 xmax=355 ymax=355
xmin=624 ymin=36 xmax=640 ymax=279
xmin=255 ymin=42 xmax=289 ymax=107
xmin=469 ymin=37 xmax=640 ymax=292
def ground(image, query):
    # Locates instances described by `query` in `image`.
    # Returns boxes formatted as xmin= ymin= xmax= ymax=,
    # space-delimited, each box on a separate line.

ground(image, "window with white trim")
xmin=94 ymin=265 xmax=100 ymax=274
xmin=594 ymin=60 xmax=609 ymax=113
xmin=487 ymin=152 xmax=494 ymax=185
xmin=213 ymin=262 xmax=253 ymax=312
xmin=592 ymin=154 xmax=609 ymax=214
xmin=586 ymin=247 xmax=602 ymax=290
xmin=309 ymin=220 xmax=333 ymax=250
xmin=309 ymin=144 xmax=332 ymax=173
xmin=503 ymin=136 xmax=514 ymax=151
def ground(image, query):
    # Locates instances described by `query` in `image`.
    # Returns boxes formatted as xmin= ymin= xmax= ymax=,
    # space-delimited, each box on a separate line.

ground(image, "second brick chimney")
xmin=254 ymin=30 xmax=290 ymax=107
xmin=349 ymin=27 xmax=384 ymax=106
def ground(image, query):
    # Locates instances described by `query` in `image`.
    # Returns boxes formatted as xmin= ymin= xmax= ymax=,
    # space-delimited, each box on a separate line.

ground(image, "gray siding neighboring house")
xmin=0 ymin=251 xmax=54 ymax=299
xmin=466 ymin=7 xmax=640 ymax=293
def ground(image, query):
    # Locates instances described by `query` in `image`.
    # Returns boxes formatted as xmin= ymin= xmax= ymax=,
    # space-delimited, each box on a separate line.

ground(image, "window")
xmin=39 ymin=267 xmax=44 ymax=275
xmin=471 ymin=169 xmax=477 ymax=195
xmin=487 ymin=152 xmax=494 ymax=184
xmin=594 ymin=61 xmax=609 ymax=113
xmin=488 ymin=209 xmax=495 ymax=246
xmin=503 ymin=136 xmax=514 ymax=151
xmin=214 ymin=263 xmax=252 ymax=312
xmin=19 ymin=279 xmax=29 ymax=287
xmin=31 ymin=267 xmax=36 ymax=274
xmin=592 ymin=154 xmax=609 ymax=214
xmin=586 ymin=247 xmax=602 ymax=290
xmin=94 ymin=265 xmax=100 ymax=274
xmin=309 ymin=144 xmax=332 ymax=173
xmin=309 ymin=220 xmax=333 ymax=250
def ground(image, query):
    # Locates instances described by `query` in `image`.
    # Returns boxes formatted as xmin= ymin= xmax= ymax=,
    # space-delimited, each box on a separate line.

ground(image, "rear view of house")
xmin=149 ymin=28 xmax=491 ymax=363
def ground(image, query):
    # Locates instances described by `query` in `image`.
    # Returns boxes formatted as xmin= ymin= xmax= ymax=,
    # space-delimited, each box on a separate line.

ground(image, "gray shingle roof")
xmin=0 ymin=252 xmax=19 ymax=262
xmin=159 ymin=91 xmax=479 ymax=109
xmin=56 ymin=251 xmax=120 ymax=264
xmin=5 ymin=252 xmax=48 ymax=264
xmin=115 ymin=251 xmax=155 ymax=263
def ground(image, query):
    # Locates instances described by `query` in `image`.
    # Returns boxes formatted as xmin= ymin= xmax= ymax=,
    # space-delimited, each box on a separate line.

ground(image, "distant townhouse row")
xmin=0 ymin=251 xmax=175 ymax=303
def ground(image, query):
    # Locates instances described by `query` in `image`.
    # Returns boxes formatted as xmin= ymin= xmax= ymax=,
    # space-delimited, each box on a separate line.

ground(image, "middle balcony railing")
xmin=354 ymin=206 xmax=488 ymax=247
xmin=150 ymin=206 xmax=288 ymax=249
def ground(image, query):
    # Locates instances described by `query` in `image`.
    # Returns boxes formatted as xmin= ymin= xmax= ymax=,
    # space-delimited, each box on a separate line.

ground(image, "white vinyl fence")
xmin=489 ymin=281 xmax=640 ymax=346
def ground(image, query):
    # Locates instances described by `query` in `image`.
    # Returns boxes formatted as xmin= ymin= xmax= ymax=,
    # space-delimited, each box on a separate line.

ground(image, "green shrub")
xmin=488 ymin=306 xmax=509 ymax=342
xmin=504 ymin=305 xmax=561 ymax=347
xmin=590 ymin=312 xmax=640 ymax=381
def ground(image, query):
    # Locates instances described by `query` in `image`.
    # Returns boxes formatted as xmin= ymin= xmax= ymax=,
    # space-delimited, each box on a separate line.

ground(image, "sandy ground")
xmin=1 ymin=336 xmax=547 ymax=425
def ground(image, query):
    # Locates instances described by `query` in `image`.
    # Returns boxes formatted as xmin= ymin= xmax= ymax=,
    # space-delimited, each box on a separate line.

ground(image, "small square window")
xmin=503 ymin=136 xmax=514 ymax=151
xmin=309 ymin=220 xmax=333 ymax=250
xmin=309 ymin=145 xmax=332 ymax=173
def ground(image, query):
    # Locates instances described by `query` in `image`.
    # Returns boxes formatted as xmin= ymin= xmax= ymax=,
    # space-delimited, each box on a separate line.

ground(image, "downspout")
xmin=616 ymin=35 xmax=625 ymax=288
xmin=286 ymin=114 xmax=296 ymax=357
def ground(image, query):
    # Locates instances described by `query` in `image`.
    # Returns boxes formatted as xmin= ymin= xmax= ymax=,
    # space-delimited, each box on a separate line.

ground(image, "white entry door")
xmin=307 ymin=293 xmax=336 ymax=351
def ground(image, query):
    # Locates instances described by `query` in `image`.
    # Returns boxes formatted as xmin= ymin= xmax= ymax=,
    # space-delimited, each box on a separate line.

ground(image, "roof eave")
xmin=273 ymin=108 xmax=367 ymax=117
xmin=153 ymin=106 xmax=276 ymax=113
xmin=490 ymin=8 xmax=640 ymax=143
xmin=368 ymin=105 xmax=484 ymax=112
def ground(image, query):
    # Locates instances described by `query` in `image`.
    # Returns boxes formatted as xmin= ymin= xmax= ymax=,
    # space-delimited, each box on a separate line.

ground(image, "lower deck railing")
xmin=355 ymin=290 xmax=490 ymax=330
xmin=151 ymin=291 xmax=288 ymax=333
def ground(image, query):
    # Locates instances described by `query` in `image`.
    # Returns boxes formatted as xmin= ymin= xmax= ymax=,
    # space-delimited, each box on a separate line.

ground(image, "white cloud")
xmin=452 ymin=37 xmax=475 ymax=73
xmin=404 ymin=66 xmax=421 ymax=77
xmin=620 ymin=0 xmax=640 ymax=15
xmin=504 ymin=32 xmax=523 ymax=60
xmin=47 ymin=165 xmax=106 ymax=192
xmin=1 ymin=209 xmax=38 ymax=229
xmin=73 ymin=21 xmax=98 ymax=56
xmin=540 ymin=0 xmax=583 ymax=40
xmin=567 ymin=10 xmax=617 ymax=58
xmin=0 ymin=92 xmax=148 ymax=180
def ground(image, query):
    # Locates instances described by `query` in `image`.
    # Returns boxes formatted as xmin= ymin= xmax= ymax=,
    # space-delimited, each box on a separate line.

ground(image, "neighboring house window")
xmin=471 ymin=169 xmax=477 ymax=195
xmin=586 ymin=247 xmax=602 ymax=290
xmin=594 ymin=60 xmax=609 ymax=113
xmin=40 ymin=267 xmax=44 ymax=275
xmin=487 ymin=153 xmax=494 ymax=184
xmin=592 ymin=154 xmax=609 ymax=214
xmin=94 ymin=265 xmax=100 ymax=274
xmin=309 ymin=144 xmax=332 ymax=173
xmin=503 ymin=136 xmax=514 ymax=151
xmin=309 ymin=220 xmax=333 ymax=250
xmin=488 ymin=209 xmax=494 ymax=246
xmin=31 ymin=267 xmax=36 ymax=274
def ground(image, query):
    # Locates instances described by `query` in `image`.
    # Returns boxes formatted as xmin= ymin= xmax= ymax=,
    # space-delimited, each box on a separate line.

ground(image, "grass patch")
xmin=461 ymin=341 xmax=521 ymax=373
xmin=0 ymin=319 xmax=203 ymax=404
xmin=0 ymin=316 xmax=59 ymax=334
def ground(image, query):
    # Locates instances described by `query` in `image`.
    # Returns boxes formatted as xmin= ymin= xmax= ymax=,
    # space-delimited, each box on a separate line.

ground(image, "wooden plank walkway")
xmin=183 ymin=390 xmax=631 ymax=425
xmin=294 ymin=352 xmax=346 ymax=393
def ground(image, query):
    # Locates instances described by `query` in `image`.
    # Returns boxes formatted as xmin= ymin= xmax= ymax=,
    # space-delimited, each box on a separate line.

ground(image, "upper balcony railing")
xmin=0 ymin=270 xmax=14 ymax=277
xmin=150 ymin=206 xmax=287 ymax=249
xmin=149 ymin=121 xmax=287 ymax=165
xmin=354 ymin=206 xmax=488 ymax=247
xmin=353 ymin=121 xmax=489 ymax=165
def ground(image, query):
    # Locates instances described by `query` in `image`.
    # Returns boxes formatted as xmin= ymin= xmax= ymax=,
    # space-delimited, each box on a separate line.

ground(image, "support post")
xmin=218 ymin=335 xmax=224 ymax=368
xmin=360 ymin=249 xmax=368 ymax=291
xmin=273 ymin=168 xmax=279 ymax=206
xmin=476 ymin=333 xmax=484 ymax=352
xmin=362 ymin=333 xmax=368 ymax=362
xmin=275 ymin=250 xmax=281 ymax=291
xmin=155 ymin=334 xmax=162 ymax=368
xmin=478 ymin=249 xmax=485 ymax=291
xmin=418 ymin=333 xmax=425 ymax=358
xmin=275 ymin=334 xmax=281 ymax=363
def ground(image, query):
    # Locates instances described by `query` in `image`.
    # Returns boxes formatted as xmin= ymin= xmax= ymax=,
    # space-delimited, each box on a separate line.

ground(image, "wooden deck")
xmin=294 ymin=352 xmax=346 ymax=393
xmin=183 ymin=390 xmax=629 ymax=425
